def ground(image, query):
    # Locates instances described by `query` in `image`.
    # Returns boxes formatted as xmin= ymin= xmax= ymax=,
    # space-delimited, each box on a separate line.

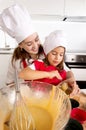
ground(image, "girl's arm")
xmin=18 ymin=66 xmax=62 ymax=80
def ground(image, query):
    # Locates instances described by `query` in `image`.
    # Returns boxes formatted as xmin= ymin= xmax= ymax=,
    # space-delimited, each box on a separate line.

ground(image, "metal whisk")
xmin=9 ymin=68 xmax=35 ymax=130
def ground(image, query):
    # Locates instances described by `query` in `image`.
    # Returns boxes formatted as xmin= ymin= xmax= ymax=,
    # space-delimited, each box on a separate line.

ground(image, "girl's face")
xmin=19 ymin=32 xmax=40 ymax=55
xmin=47 ymin=46 xmax=65 ymax=67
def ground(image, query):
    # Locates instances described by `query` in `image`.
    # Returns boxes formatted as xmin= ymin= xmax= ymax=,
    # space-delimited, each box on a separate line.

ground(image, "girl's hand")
xmin=48 ymin=70 xmax=62 ymax=80
xmin=69 ymin=81 xmax=80 ymax=97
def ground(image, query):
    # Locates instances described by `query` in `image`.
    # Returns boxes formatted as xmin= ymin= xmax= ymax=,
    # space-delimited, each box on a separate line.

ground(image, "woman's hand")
xmin=48 ymin=70 xmax=62 ymax=80
xmin=69 ymin=81 xmax=80 ymax=97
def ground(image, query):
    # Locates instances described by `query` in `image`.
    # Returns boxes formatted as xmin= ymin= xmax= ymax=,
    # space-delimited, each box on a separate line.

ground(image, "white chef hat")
xmin=43 ymin=30 xmax=67 ymax=55
xmin=0 ymin=4 xmax=35 ymax=44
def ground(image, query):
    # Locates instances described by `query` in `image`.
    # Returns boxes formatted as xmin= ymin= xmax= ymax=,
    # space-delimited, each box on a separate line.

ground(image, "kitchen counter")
xmin=66 ymin=52 xmax=86 ymax=55
xmin=0 ymin=48 xmax=14 ymax=54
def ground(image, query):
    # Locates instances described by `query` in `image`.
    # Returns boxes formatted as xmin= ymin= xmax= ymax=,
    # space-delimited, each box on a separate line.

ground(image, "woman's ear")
xmin=18 ymin=43 xmax=23 ymax=51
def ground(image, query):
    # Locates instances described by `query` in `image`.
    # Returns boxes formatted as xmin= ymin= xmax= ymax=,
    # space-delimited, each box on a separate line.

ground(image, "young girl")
xmin=19 ymin=30 xmax=67 ymax=85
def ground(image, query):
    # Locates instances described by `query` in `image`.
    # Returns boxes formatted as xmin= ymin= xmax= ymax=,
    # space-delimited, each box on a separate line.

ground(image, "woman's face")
xmin=19 ymin=32 xmax=41 ymax=55
xmin=47 ymin=46 xmax=65 ymax=67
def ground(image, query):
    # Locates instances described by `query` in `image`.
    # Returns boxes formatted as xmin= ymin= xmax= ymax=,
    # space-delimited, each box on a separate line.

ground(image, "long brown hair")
xmin=11 ymin=44 xmax=44 ymax=65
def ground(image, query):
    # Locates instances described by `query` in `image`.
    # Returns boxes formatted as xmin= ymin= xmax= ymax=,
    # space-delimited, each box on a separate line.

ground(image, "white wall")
xmin=0 ymin=20 xmax=86 ymax=53
xmin=33 ymin=20 xmax=86 ymax=53
xmin=0 ymin=54 xmax=12 ymax=88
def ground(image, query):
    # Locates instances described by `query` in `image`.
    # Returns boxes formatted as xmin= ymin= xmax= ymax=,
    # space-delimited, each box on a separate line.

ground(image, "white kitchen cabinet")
xmin=65 ymin=0 xmax=86 ymax=16
xmin=0 ymin=0 xmax=15 ymax=12
xmin=16 ymin=0 xmax=64 ymax=15
xmin=0 ymin=0 xmax=64 ymax=16
xmin=1 ymin=0 xmax=86 ymax=19
xmin=0 ymin=53 xmax=12 ymax=88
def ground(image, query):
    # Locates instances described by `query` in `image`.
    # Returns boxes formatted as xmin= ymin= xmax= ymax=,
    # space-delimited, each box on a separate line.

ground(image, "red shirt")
xmin=33 ymin=60 xmax=66 ymax=85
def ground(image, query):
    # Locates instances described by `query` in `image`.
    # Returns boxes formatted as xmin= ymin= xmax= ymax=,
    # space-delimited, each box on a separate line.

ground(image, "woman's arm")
xmin=18 ymin=66 xmax=62 ymax=80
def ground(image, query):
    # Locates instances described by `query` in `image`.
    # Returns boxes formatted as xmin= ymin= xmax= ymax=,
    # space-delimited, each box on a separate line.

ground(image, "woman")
xmin=0 ymin=4 xmax=80 ymax=96
xmin=0 ymin=4 xmax=44 ymax=85
xmin=6 ymin=32 xmax=44 ymax=85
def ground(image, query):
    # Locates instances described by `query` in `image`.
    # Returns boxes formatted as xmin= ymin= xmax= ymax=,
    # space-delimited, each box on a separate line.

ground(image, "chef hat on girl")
xmin=43 ymin=30 xmax=67 ymax=55
xmin=0 ymin=4 xmax=35 ymax=44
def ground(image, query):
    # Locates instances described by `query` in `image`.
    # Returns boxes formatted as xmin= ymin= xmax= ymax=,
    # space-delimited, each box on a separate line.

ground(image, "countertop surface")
xmin=0 ymin=48 xmax=14 ymax=54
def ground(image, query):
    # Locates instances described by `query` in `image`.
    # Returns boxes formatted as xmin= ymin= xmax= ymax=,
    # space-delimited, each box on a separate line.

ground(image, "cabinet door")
xmin=65 ymin=0 xmax=86 ymax=16
xmin=0 ymin=0 xmax=14 ymax=12
xmin=0 ymin=54 xmax=12 ymax=88
xmin=16 ymin=0 xmax=64 ymax=15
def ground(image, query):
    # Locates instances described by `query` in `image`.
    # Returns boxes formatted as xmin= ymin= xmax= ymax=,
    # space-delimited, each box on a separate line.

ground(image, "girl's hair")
xmin=11 ymin=44 xmax=44 ymax=65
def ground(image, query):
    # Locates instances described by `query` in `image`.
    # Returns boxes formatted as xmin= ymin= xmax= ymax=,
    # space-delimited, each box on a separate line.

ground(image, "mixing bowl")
xmin=0 ymin=81 xmax=71 ymax=130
